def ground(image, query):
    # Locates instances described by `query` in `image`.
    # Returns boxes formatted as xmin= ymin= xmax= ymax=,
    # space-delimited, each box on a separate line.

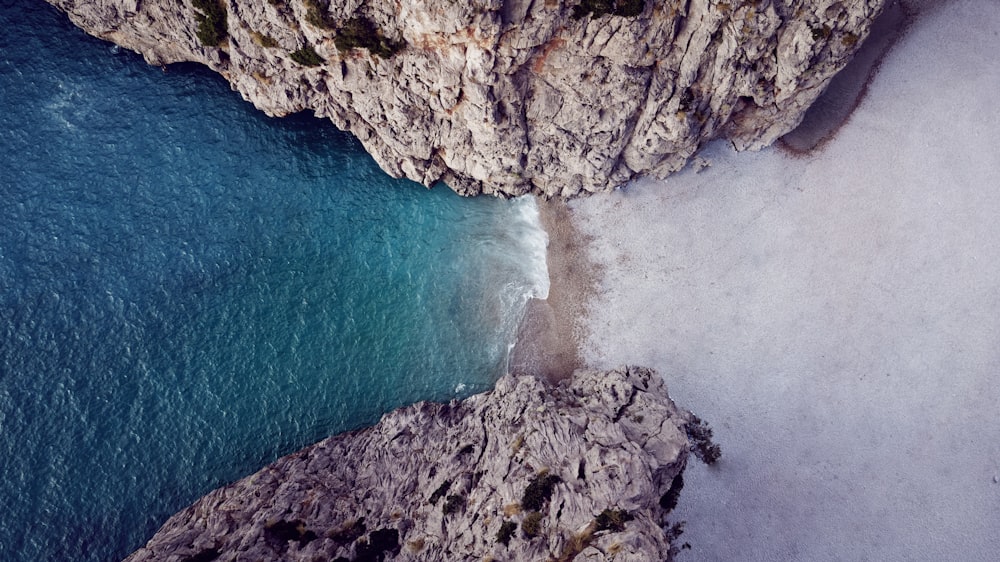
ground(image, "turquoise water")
xmin=0 ymin=3 xmax=547 ymax=560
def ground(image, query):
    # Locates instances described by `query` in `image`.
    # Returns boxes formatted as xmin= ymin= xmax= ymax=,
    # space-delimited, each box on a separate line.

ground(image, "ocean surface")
xmin=0 ymin=3 xmax=548 ymax=560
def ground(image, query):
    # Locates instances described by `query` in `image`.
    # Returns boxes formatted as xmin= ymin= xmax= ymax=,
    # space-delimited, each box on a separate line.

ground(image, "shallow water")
xmin=0 ymin=3 xmax=547 ymax=560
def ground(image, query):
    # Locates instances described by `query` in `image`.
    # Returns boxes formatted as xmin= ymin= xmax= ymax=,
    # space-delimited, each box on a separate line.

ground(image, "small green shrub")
xmin=496 ymin=520 xmax=517 ymax=546
xmin=521 ymin=473 xmax=561 ymax=512
xmin=811 ymin=25 xmax=833 ymax=41
xmin=303 ymin=0 xmax=337 ymax=29
xmin=334 ymin=16 xmax=405 ymax=59
xmin=192 ymin=0 xmax=228 ymax=47
xmin=595 ymin=508 xmax=633 ymax=532
xmin=521 ymin=511 xmax=543 ymax=538
xmin=686 ymin=414 xmax=722 ymax=465
xmin=290 ymin=45 xmax=324 ymax=66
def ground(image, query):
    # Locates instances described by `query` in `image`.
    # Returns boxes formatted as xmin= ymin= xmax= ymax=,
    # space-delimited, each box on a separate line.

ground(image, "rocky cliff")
xmin=124 ymin=367 xmax=703 ymax=561
xmin=48 ymin=0 xmax=883 ymax=197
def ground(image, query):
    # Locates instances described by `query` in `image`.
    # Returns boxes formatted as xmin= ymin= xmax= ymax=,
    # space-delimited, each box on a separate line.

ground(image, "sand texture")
xmin=557 ymin=1 xmax=1000 ymax=559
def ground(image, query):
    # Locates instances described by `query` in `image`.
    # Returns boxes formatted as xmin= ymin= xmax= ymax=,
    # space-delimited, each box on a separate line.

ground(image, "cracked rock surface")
xmin=48 ymin=0 xmax=883 ymax=197
xmin=124 ymin=367 xmax=693 ymax=561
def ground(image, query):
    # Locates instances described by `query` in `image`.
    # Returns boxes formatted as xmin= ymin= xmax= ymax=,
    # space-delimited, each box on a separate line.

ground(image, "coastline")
xmin=509 ymin=197 xmax=598 ymax=383
xmin=510 ymin=0 xmax=914 ymax=385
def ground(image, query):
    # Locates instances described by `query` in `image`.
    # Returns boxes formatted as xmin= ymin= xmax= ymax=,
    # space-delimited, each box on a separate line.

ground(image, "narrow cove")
xmin=0 ymin=3 xmax=547 ymax=560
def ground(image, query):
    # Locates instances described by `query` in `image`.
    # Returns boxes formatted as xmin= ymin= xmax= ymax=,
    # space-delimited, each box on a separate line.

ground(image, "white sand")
xmin=567 ymin=1 xmax=1000 ymax=559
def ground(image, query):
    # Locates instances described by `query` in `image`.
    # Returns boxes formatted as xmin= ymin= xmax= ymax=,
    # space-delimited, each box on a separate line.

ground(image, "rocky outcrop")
xmin=124 ymin=367 xmax=698 ymax=561
xmin=49 ymin=0 xmax=884 ymax=197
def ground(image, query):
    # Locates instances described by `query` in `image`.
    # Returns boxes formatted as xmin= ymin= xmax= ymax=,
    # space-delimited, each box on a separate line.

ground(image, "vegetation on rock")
xmin=290 ymin=45 xmax=324 ymax=66
xmin=327 ymin=518 xmax=366 ymax=546
xmin=249 ymin=29 xmax=278 ymax=48
xmin=334 ymin=16 xmax=404 ymax=59
xmin=181 ymin=549 xmax=221 ymax=562
xmin=686 ymin=414 xmax=722 ymax=465
xmin=572 ymin=0 xmax=646 ymax=20
xmin=665 ymin=521 xmax=692 ymax=556
xmin=521 ymin=472 xmax=561 ymax=511
xmin=595 ymin=508 xmax=634 ymax=532
xmin=192 ymin=0 xmax=227 ymax=47
xmin=303 ymin=0 xmax=336 ymax=29
xmin=496 ymin=520 xmax=517 ymax=546
xmin=521 ymin=511 xmax=543 ymax=538
xmin=442 ymin=494 xmax=465 ymax=515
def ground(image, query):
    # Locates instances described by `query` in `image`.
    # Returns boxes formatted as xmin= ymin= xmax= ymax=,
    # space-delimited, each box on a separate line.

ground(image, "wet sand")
xmin=508 ymin=197 xmax=598 ymax=383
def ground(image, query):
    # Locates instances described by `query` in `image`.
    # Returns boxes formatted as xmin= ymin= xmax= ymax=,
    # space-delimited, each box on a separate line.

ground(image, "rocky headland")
xmin=48 ymin=0 xmax=885 ymax=197
xmin=123 ymin=367 xmax=713 ymax=562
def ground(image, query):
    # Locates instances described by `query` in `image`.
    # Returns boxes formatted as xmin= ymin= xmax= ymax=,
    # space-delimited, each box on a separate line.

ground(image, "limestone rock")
xmin=47 ymin=0 xmax=884 ymax=197
xmin=49 ymin=0 xmax=885 ymax=197
xmin=123 ymin=367 xmax=695 ymax=561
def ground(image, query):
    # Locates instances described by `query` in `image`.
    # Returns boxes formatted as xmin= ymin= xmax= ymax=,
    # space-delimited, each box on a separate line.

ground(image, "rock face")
xmin=48 ymin=0 xmax=884 ymax=197
xmin=124 ymin=367 xmax=695 ymax=561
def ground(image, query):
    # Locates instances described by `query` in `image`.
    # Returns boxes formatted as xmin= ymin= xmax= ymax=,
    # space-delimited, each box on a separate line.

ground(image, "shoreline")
xmin=519 ymin=0 xmax=918 ymax=383
xmin=508 ymin=197 xmax=598 ymax=383
xmin=510 ymin=0 xmax=920 ymax=385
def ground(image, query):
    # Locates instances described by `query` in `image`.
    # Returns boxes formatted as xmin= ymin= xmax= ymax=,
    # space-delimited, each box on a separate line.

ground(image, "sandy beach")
xmin=523 ymin=0 xmax=1000 ymax=559
xmin=510 ymin=198 xmax=597 ymax=382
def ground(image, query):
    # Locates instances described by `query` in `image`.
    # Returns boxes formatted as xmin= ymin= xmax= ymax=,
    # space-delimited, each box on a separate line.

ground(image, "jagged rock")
xmin=124 ymin=367 xmax=695 ymax=561
xmin=47 ymin=0 xmax=884 ymax=197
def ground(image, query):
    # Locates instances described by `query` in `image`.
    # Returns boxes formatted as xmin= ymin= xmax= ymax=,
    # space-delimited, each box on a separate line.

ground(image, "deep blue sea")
xmin=0 ymin=3 xmax=548 ymax=560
